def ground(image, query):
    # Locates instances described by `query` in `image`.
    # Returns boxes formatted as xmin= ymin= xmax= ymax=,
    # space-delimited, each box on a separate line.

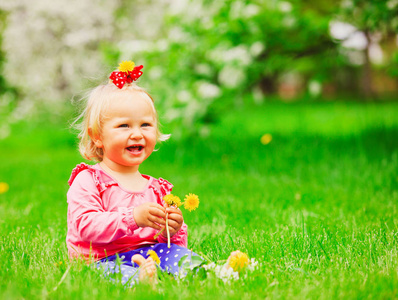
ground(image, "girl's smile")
xmin=92 ymin=90 xmax=157 ymax=173
xmin=126 ymin=144 xmax=145 ymax=155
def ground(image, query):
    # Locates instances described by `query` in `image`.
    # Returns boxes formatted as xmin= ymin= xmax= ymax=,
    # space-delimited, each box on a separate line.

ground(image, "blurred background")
xmin=0 ymin=3 xmax=397 ymax=297
xmin=0 ymin=0 xmax=397 ymax=138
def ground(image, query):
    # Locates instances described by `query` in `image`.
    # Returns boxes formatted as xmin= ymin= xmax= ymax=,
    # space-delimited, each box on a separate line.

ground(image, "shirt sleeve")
xmin=67 ymin=170 xmax=139 ymax=244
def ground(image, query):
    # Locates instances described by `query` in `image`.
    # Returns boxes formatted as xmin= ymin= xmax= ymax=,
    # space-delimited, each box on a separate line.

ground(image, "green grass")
xmin=1 ymin=100 xmax=397 ymax=299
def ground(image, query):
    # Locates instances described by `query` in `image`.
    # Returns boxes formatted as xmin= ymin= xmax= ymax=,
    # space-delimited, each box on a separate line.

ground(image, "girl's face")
xmin=94 ymin=91 xmax=157 ymax=173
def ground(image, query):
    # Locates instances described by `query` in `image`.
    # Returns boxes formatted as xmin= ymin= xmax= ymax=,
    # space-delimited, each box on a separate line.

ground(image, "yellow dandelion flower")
xmin=174 ymin=196 xmax=182 ymax=207
xmin=183 ymin=193 xmax=199 ymax=212
xmin=228 ymin=250 xmax=250 ymax=273
xmin=0 ymin=182 xmax=9 ymax=194
xmin=163 ymin=194 xmax=182 ymax=207
xmin=260 ymin=133 xmax=272 ymax=145
xmin=147 ymin=250 xmax=160 ymax=265
xmin=118 ymin=60 xmax=135 ymax=73
xmin=163 ymin=194 xmax=174 ymax=205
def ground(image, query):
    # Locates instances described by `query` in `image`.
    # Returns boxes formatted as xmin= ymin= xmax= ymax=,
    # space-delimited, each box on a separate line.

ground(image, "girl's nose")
xmin=129 ymin=128 xmax=143 ymax=140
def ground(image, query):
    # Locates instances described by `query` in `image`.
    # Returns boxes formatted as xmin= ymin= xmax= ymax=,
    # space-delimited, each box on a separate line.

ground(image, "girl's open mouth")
xmin=127 ymin=145 xmax=144 ymax=153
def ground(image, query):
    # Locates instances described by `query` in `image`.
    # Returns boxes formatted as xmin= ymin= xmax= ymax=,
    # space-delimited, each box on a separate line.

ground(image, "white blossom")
xmin=197 ymin=81 xmax=221 ymax=99
xmin=250 ymin=41 xmax=265 ymax=57
xmin=247 ymin=258 xmax=259 ymax=272
xmin=177 ymin=90 xmax=192 ymax=103
xmin=223 ymin=45 xmax=252 ymax=66
xmin=214 ymin=264 xmax=240 ymax=283
xmin=218 ymin=66 xmax=246 ymax=88
xmin=278 ymin=1 xmax=292 ymax=13
xmin=244 ymin=4 xmax=260 ymax=18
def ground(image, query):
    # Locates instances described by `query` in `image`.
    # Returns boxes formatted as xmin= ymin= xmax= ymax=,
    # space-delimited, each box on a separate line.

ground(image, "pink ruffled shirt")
xmin=66 ymin=163 xmax=188 ymax=261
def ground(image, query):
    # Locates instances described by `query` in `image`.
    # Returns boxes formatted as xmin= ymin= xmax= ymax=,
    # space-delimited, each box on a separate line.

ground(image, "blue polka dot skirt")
xmin=96 ymin=243 xmax=199 ymax=286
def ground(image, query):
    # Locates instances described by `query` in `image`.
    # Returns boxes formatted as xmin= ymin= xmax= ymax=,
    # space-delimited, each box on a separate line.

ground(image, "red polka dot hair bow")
xmin=109 ymin=61 xmax=144 ymax=89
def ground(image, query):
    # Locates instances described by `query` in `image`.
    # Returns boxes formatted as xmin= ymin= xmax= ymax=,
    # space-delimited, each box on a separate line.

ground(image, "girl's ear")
xmin=88 ymin=128 xmax=103 ymax=148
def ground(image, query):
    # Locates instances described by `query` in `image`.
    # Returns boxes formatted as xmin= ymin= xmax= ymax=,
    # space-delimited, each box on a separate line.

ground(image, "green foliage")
xmin=132 ymin=0 xmax=341 ymax=135
xmin=0 ymin=100 xmax=398 ymax=299
xmin=338 ymin=0 xmax=398 ymax=33
xmin=97 ymin=0 xmax=398 ymax=136
xmin=335 ymin=0 xmax=398 ymax=93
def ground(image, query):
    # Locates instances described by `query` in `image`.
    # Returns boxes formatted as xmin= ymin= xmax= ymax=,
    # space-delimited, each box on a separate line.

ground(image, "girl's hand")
xmin=133 ymin=203 xmax=166 ymax=230
xmin=162 ymin=206 xmax=184 ymax=237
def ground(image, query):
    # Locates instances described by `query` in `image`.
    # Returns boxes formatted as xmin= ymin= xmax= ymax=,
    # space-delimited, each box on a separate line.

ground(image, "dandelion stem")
xmin=153 ymin=227 xmax=165 ymax=239
xmin=166 ymin=213 xmax=171 ymax=248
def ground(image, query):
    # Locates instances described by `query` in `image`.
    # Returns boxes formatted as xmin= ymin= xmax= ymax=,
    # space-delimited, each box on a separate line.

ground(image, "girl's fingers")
xmin=166 ymin=212 xmax=183 ymax=233
xmin=149 ymin=206 xmax=166 ymax=219
xmin=149 ymin=222 xmax=163 ymax=231
xmin=166 ymin=220 xmax=177 ymax=231
xmin=166 ymin=217 xmax=181 ymax=228
xmin=167 ymin=212 xmax=183 ymax=224
xmin=166 ymin=219 xmax=182 ymax=232
xmin=165 ymin=207 xmax=182 ymax=215
xmin=148 ymin=215 xmax=166 ymax=226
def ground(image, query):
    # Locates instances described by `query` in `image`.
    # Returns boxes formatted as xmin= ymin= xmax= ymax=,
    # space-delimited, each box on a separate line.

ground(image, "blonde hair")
xmin=73 ymin=82 xmax=169 ymax=161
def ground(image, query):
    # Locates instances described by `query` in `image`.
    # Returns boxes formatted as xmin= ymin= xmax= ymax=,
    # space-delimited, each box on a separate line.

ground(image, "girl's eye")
xmin=118 ymin=124 xmax=128 ymax=128
xmin=141 ymin=123 xmax=152 ymax=127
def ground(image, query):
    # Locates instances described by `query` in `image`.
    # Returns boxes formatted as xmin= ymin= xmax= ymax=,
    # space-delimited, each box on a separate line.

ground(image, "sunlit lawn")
xmin=1 ymin=100 xmax=397 ymax=299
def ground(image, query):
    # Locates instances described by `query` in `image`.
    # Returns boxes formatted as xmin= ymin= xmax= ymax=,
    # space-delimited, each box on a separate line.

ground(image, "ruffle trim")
xmin=68 ymin=163 xmax=90 ymax=186
xmin=68 ymin=163 xmax=173 ymax=198
xmin=149 ymin=177 xmax=174 ymax=205
xmin=67 ymin=163 xmax=117 ymax=193
xmin=118 ymin=206 xmax=138 ymax=235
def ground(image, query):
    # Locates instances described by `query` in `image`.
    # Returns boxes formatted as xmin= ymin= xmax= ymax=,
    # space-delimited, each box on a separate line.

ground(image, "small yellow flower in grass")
xmin=184 ymin=193 xmax=199 ymax=212
xmin=228 ymin=250 xmax=250 ymax=273
xmin=0 ymin=182 xmax=9 ymax=194
xmin=54 ymin=261 xmax=64 ymax=267
xmin=260 ymin=133 xmax=272 ymax=145
xmin=147 ymin=250 xmax=160 ymax=265
xmin=118 ymin=60 xmax=135 ymax=73
xmin=163 ymin=194 xmax=182 ymax=207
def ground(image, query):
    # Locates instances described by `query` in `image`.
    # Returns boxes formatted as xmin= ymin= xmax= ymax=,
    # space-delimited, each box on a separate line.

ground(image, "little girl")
xmin=67 ymin=61 xmax=198 ymax=285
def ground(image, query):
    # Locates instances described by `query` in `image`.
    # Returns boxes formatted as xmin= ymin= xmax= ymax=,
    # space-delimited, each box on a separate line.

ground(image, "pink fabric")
xmin=66 ymin=163 xmax=188 ymax=261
